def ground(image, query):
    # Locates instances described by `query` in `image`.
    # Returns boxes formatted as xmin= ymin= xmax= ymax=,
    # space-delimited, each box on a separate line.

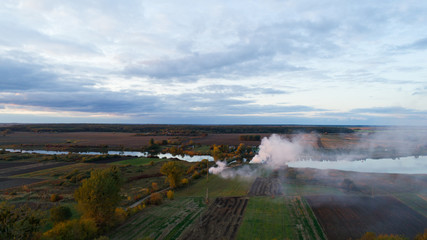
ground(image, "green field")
xmin=236 ymin=196 xmax=326 ymax=240
xmin=110 ymin=197 xmax=205 ymax=240
xmin=176 ymin=174 xmax=253 ymax=200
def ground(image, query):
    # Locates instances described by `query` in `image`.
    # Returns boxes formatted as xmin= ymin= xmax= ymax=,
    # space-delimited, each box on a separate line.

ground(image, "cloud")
xmin=397 ymin=37 xmax=427 ymax=51
xmin=0 ymin=1 xmax=426 ymax=124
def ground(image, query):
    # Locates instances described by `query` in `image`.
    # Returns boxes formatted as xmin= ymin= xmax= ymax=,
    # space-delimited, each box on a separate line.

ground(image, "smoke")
xmin=209 ymin=161 xmax=258 ymax=180
xmin=251 ymin=134 xmax=307 ymax=168
xmin=209 ymin=161 xmax=227 ymax=174
xmin=208 ymin=127 xmax=427 ymax=178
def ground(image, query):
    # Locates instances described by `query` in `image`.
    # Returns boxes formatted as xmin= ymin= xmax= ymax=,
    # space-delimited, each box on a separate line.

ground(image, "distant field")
xmin=110 ymin=197 xmax=205 ymax=240
xmin=110 ymin=157 xmax=165 ymax=166
xmin=237 ymin=196 xmax=326 ymax=240
xmin=0 ymin=131 xmax=175 ymax=148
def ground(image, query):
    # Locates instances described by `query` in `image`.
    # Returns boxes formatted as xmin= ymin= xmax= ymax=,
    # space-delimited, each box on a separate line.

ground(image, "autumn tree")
xmin=211 ymin=144 xmax=223 ymax=161
xmin=160 ymin=161 xmax=185 ymax=189
xmin=50 ymin=205 xmax=72 ymax=224
xmin=0 ymin=202 xmax=45 ymax=240
xmin=74 ymin=166 xmax=122 ymax=229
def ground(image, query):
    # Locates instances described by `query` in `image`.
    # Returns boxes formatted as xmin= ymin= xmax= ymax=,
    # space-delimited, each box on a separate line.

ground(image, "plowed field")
xmin=306 ymin=195 xmax=427 ymax=240
xmin=248 ymin=177 xmax=282 ymax=196
xmin=179 ymin=197 xmax=248 ymax=240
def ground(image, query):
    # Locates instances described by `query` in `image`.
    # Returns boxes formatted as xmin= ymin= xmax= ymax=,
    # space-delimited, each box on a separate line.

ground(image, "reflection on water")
xmin=288 ymin=156 xmax=427 ymax=174
xmin=3 ymin=149 xmax=214 ymax=162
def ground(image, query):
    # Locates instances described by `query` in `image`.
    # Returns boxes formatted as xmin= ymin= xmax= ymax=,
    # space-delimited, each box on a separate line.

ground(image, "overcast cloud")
xmin=0 ymin=0 xmax=426 ymax=125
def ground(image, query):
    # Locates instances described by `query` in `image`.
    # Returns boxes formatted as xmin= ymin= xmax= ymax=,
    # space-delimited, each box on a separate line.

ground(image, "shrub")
xmin=167 ymin=190 xmax=174 ymax=200
xmin=50 ymin=206 xmax=72 ymax=224
xmin=0 ymin=202 xmax=45 ymax=240
xmin=192 ymin=171 xmax=201 ymax=179
xmin=181 ymin=178 xmax=189 ymax=185
xmin=151 ymin=182 xmax=158 ymax=192
xmin=113 ymin=208 xmax=127 ymax=225
xmin=50 ymin=194 xmax=62 ymax=202
xmin=43 ymin=218 xmax=98 ymax=240
xmin=149 ymin=193 xmax=162 ymax=205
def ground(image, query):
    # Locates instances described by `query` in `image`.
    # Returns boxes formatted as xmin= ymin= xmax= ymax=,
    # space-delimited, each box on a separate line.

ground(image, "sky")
xmin=1 ymin=0 xmax=426 ymax=125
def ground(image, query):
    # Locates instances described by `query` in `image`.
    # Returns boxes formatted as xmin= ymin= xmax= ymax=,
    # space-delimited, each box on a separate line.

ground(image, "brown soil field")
xmin=0 ymin=162 xmax=33 ymax=169
xmin=0 ymin=162 xmax=72 ymax=177
xmin=179 ymin=197 xmax=249 ymax=240
xmin=189 ymin=133 xmax=269 ymax=146
xmin=306 ymin=195 xmax=427 ymax=240
xmin=248 ymin=177 xmax=283 ymax=196
xmin=0 ymin=178 xmax=45 ymax=190
xmin=0 ymin=132 xmax=177 ymax=148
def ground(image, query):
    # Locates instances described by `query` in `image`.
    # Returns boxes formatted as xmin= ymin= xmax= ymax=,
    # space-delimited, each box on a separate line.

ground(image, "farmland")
xmin=110 ymin=197 xmax=206 ymax=240
xmin=248 ymin=177 xmax=283 ymax=196
xmin=1 ymin=124 xmax=427 ymax=239
xmin=306 ymin=195 xmax=427 ymax=240
xmin=179 ymin=197 xmax=249 ymax=240
xmin=236 ymin=196 xmax=327 ymax=240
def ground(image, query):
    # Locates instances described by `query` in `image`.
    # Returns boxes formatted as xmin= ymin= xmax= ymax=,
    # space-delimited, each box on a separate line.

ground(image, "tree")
xmin=50 ymin=205 xmax=72 ymax=224
xmin=211 ymin=145 xmax=223 ymax=161
xmin=160 ymin=161 xmax=184 ymax=189
xmin=74 ymin=166 xmax=122 ymax=229
xmin=0 ymin=202 xmax=45 ymax=240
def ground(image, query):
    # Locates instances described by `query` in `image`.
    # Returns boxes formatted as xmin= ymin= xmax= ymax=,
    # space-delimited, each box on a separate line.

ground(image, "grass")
xmin=192 ymin=145 xmax=211 ymax=154
xmin=236 ymin=196 xmax=327 ymax=240
xmin=176 ymin=174 xmax=253 ymax=200
xmin=394 ymin=193 xmax=427 ymax=218
xmin=236 ymin=197 xmax=295 ymax=240
xmin=110 ymin=197 xmax=205 ymax=240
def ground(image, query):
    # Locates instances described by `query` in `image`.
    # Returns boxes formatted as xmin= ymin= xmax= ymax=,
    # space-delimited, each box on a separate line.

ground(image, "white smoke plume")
xmin=251 ymin=134 xmax=306 ymax=168
xmin=209 ymin=161 xmax=227 ymax=174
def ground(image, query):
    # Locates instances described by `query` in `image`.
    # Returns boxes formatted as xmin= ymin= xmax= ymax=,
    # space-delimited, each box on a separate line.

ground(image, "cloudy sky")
xmin=1 ymin=0 xmax=426 ymax=125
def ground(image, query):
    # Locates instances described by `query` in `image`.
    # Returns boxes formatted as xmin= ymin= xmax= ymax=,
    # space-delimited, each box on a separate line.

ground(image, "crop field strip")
xmin=0 ymin=162 xmax=34 ymax=169
xmin=394 ymin=193 xmax=427 ymax=218
xmin=236 ymin=196 xmax=327 ymax=240
xmin=110 ymin=197 xmax=205 ymax=240
xmin=306 ymin=195 xmax=427 ymax=240
xmin=179 ymin=196 xmax=249 ymax=240
xmin=0 ymin=162 xmax=72 ymax=177
xmin=248 ymin=177 xmax=283 ymax=196
xmin=0 ymin=177 xmax=45 ymax=190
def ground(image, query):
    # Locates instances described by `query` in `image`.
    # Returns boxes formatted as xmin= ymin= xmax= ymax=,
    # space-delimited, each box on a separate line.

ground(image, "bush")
xmin=149 ymin=193 xmax=162 ymax=205
xmin=151 ymin=182 xmax=158 ymax=192
xmin=191 ymin=171 xmax=201 ymax=179
xmin=43 ymin=218 xmax=98 ymax=240
xmin=167 ymin=190 xmax=174 ymax=200
xmin=113 ymin=208 xmax=127 ymax=225
xmin=0 ymin=202 xmax=45 ymax=240
xmin=50 ymin=194 xmax=62 ymax=202
xmin=181 ymin=178 xmax=189 ymax=185
xmin=50 ymin=206 xmax=72 ymax=224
